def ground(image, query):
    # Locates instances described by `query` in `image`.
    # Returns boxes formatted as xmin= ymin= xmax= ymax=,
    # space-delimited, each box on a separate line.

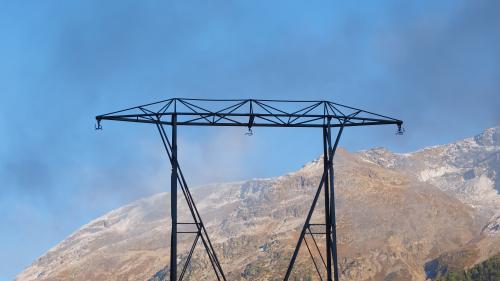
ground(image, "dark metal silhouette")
xmin=96 ymin=98 xmax=403 ymax=281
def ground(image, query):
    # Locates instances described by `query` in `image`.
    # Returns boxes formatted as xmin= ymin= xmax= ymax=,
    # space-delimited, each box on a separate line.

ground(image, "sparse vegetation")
xmin=435 ymin=253 xmax=500 ymax=281
xmin=426 ymin=249 xmax=478 ymax=279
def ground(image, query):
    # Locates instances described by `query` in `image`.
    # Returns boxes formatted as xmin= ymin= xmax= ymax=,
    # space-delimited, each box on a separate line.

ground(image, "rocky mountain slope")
xmin=359 ymin=126 xmax=499 ymax=216
xmin=15 ymin=127 xmax=500 ymax=281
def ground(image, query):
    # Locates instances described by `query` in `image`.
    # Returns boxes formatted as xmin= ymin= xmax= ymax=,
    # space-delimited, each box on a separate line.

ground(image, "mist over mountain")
xmin=15 ymin=127 xmax=499 ymax=281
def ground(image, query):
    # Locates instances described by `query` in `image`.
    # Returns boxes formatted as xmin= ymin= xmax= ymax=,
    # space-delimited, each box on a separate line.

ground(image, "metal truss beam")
xmin=96 ymin=98 xmax=403 ymax=131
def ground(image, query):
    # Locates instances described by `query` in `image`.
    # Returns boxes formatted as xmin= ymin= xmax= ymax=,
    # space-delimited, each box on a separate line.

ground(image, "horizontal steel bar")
xmin=97 ymin=112 xmax=402 ymax=123
xmin=97 ymin=116 xmax=401 ymax=128
xmin=178 ymin=98 xmax=326 ymax=103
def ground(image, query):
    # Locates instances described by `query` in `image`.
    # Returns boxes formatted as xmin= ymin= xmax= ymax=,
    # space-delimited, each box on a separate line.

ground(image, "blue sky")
xmin=1 ymin=0 xmax=499 ymax=279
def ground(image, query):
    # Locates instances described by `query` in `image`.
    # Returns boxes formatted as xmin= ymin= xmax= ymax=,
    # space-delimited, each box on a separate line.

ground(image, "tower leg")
xmin=323 ymin=127 xmax=333 ymax=281
xmin=156 ymin=122 xmax=226 ymax=281
xmin=284 ymin=124 xmax=344 ymax=281
xmin=170 ymin=114 xmax=178 ymax=281
xmin=327 ymin=126 xmax=341 ymax=281
xmin=283 ymin=174 xmax=326 ymax=281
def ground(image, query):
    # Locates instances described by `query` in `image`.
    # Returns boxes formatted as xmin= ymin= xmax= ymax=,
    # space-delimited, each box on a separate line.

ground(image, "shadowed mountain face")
xmin=15 ymin=127 xmax=499 ymax=281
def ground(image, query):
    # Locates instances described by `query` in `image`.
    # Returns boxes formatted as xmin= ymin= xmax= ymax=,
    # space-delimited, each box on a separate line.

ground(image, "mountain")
xmin=359 ymin=126 xmax=500 ymax=215
xmin=15 ymin=127 xmax=500 ymax=281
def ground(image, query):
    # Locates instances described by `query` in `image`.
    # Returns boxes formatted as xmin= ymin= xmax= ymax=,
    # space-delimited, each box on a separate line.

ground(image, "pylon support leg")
xmin=170 ymin=114 xmax=178 ymax=281
xmin=327 ymin=125 xmax=343 ymax=281
xmin=323 ymin=126 xmax=332 ymax=281
xmin=156 ymin=120 xmax=226 ymax=281
xmin=284 ymin=123 xmax=344 ymax=281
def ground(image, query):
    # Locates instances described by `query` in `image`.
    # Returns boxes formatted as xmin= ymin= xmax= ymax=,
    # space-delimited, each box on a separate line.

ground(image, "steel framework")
xmin=96 ymin=98 xmax=403 ymax=281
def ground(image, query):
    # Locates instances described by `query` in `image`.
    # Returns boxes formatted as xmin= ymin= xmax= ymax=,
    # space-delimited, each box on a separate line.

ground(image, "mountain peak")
xmin=474 ymin=126 xmax=500 ymax=147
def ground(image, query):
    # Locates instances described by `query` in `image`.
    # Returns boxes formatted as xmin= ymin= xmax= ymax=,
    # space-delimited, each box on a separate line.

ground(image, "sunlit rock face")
xmin=16 ymin=127 xmax=500 ymax=281
xmin=360 ymin=126 xmax=500 ymax=215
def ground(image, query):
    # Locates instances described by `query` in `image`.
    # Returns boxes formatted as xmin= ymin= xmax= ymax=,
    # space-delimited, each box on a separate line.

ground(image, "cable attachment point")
xmin=396 ymin=123 xmax=404 ymax=135
xmin=95 ymin=120 xmax=103 ymax=130
xmin=245 ymin=114 xmax=255 ymax=136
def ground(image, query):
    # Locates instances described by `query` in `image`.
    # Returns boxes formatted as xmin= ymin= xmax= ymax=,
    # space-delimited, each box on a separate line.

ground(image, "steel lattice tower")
xmin=96 ymin=98 xmax=403 ymax=281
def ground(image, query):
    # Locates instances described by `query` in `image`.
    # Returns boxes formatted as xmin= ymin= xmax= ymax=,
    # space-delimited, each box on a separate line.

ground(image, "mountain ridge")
xmin=15 ymin=126 xmax=500 ymax=281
